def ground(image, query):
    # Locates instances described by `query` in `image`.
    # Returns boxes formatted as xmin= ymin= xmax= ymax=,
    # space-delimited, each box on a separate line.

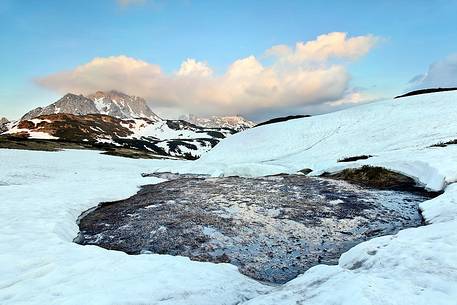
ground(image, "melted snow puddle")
xmin=75 ymin=174 xmax=433 ymax=284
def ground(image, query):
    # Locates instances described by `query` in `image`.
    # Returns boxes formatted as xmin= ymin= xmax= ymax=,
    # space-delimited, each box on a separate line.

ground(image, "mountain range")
xmin=3 ymin=113 xmax=234 ymax=159
xmin=22 ymin=91 xmax=161 ymax=121
xmin=1 ymin=91 xmax=252 ymax=159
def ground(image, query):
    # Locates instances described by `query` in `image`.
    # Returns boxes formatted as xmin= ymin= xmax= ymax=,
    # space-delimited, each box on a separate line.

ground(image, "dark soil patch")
xmin=395 ymin=87 xmax=457 ymax=99
xmin=429 ymin=139 xmax=457 ymax=148
xmin=254 ymin=115 xmax=311 ymax=128
xmin=338 ymin=155 xmax=373 ymax=162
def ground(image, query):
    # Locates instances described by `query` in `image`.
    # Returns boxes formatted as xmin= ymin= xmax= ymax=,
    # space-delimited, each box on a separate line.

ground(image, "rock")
xmin=337 ymin=155 xmax=373 ymax=162
xmin=298 ymin=168 xmax=313 ymax=175
xmin=0 ymin=117 xmax=9 ymax=132
xmin=87 ymin=91 xmax=161 ymax=121
xmin=254 ymin=115 xmax=311 ymax=128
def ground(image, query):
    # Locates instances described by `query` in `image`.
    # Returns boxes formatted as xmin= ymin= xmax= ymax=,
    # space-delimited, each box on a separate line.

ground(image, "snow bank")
xmin=0 ymin=149 xmax=269 ymax=305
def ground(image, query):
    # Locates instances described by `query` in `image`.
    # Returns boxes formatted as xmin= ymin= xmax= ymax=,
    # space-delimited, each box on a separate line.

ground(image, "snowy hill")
xmin=22 ymin=91 xmax=160 ymax=121
xmin=189 ymin=90 xmax=457 ymax=190
xmin=180 ymin=114 xmax=255 ymax=131
xmin=2 ymin=114 xmax=235 ymax=159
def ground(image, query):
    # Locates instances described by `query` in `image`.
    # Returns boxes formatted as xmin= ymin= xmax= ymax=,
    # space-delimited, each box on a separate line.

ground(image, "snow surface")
xmin=2 ymin=91 xmax=457 ymax=304
xmin=0 ymin=150 xmax=269 ymax=305
xmin=122 ymin=119 xmax=231 ymax=140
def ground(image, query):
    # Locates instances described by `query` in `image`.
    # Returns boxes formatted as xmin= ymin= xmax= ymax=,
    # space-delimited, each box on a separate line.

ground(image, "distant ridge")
xmin=395 ymin=87 xmax=457 ymax=99
xmin=180 ymin=114 xmax=255 ymax=132
xmin=254 ymin=115 xmax=311 ymax=128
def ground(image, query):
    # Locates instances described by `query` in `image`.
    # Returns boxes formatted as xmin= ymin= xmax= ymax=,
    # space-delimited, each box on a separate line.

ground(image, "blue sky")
xmin=1 ymin=0 xmax=457 ymax=120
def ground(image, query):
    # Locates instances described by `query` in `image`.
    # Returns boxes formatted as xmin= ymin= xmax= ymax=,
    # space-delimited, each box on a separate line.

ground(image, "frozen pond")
xmin=76 ymin=173 xmax=432 ymax=284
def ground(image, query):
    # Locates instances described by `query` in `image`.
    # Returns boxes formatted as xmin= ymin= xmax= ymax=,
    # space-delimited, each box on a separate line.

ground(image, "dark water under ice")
xmin=75 ymin=173 xmax=431 ymax=284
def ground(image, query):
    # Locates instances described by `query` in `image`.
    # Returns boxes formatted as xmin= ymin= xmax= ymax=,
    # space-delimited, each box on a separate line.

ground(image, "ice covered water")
xmin=76 ymin=174 xmax=431 ymax=284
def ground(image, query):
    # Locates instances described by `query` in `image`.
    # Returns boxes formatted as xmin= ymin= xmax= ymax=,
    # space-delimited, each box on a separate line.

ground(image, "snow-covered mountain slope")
xmin=122 ymin=118 xmax=233 ymax=140
xmin=87 ymin=91 xmax=161 ymax=121
xmin=2 ymin=114 xmax=235 ymax=159
xmin=180 ymin=114 xmax=255 ymax=131
xmin=182 ymin=91 xmax=457 ymax=188
xmin=21 ymin=91 xmax=160 ymax=121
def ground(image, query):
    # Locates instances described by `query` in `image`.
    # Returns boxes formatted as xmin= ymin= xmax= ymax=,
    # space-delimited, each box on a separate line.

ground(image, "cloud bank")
xmin=410 ymin=54 xmax=457 ymax=89
xmin=36 ymin=32 xmax=378 ymax=118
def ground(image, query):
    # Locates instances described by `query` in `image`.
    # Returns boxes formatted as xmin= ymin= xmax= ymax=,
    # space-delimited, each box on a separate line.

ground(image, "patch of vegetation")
xmin=101 ymin=148 xmax=168 ymax=159
xmin=254 ymin=115 xmax=311 ymax=128
xmin=338 ymin=155 xmax=373 ymax=162
xmin=321 ymin=165 xmax=438 ymax=195
xmin=429 ymin=139 xmax=457 ymax=147
xmin=395 ymin=87 xmax=457 ymax=99
xmin=0 ymin=135 xmax=87 ymax=151
xmin=0 ymin=136 xmax=175 ymax=160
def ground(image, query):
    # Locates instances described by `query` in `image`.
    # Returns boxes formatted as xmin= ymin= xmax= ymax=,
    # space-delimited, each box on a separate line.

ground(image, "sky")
xmin=1 ymin=0 xmax=457 ymax=121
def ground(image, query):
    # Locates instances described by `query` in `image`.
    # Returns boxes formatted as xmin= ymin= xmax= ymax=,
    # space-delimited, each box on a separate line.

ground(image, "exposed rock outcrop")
xmin=0 ymin=117 xmax=9 ymax=132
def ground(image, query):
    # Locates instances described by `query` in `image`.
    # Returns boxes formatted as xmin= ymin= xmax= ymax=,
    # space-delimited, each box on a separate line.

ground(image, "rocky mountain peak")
xmin=86 ymin=90 xmax=161 ymax=121
xmin=0 ymin=117 xmax=9 ymax=132
xmin=20 ymin=91 xmax=161 ymax=121
xmin=21 ymin=94 xmax=99 ymax=120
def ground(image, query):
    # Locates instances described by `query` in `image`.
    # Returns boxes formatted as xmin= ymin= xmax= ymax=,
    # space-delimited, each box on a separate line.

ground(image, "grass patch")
xmin=321 ymin=165 xmax=436 ymax=195
xmin=430 ymin=139 xmax=457 ymax=148
xmin=0 ymin=136 xmax=176 ymax=160
xmin=337 ymin=155 xmax=373 ymax=162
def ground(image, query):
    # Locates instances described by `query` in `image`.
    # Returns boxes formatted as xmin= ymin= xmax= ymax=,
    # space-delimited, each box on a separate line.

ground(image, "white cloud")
xmin=177 ymin=59 xmax=213 ymax=77
xmin=35 ymin=32 xmax=379 ymax=118
xmin=410 ymin=54 xmax=457 ymax=89
xmin=265 ymin=32 xmax=378 ymax=65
